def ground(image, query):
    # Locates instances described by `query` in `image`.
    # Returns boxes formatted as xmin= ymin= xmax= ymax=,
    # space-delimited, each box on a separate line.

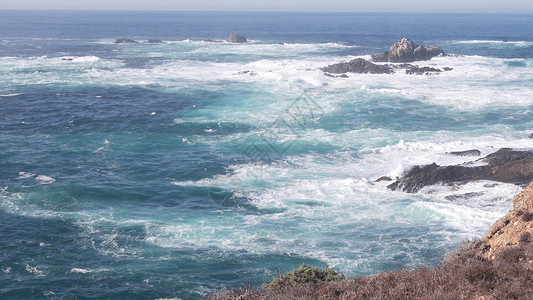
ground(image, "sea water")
xmin=0 ymin=11 xmax=532 ymax=299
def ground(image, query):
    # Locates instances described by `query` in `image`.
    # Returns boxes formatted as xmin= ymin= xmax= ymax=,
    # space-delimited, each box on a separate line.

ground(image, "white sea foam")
xmin=25 ymin=264 xmax=45 ymax=276
xmin=71 ymin=268 xmax=91 ymax=274
xmin=35 ymin=175 xmax=55 ymax=184
xmin=18 ymin=172 xmax=35 ymax=179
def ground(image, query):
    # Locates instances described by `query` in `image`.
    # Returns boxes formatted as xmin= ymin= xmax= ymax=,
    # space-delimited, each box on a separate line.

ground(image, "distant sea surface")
xmin=1 ymin=11 xmax=532 ymax=299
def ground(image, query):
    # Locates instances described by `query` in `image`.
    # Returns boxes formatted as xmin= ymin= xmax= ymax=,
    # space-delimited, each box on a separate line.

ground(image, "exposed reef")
xmin=321 ymin=38 xmax=449 ymax=76
xmin=114 ymin=38 xmax=138 ymax=44
xmin=321 ymin=58 xmax=392 ymax=74
xmin=388 ymin=148 xmax=533 ymax=193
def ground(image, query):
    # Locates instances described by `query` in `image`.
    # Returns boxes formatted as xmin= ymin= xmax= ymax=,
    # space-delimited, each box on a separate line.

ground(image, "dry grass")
xmin=208 ymin=239 xmax=533 ymax=300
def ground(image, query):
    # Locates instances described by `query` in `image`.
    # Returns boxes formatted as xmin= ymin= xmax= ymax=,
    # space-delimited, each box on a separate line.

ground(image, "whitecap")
xmin=70 ymin=268 xmax=92 ymax=274
xmin=35 ymin=175 xmax=55 ymax=184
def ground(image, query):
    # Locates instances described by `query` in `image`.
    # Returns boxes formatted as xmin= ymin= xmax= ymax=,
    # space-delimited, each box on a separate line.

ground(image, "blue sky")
xmin=1 ymin=0 xmax=532 ymax=13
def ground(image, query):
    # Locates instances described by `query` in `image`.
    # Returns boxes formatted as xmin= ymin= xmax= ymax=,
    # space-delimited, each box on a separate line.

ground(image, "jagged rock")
xmin=114 ymin=38 xmax=138 ymax=44
xmin=321 ymin=58 xmax=392 ymax=74
xmin=371 ymin=38 xmax=444 ymax=63
xmin=146 ymin=39 xmax=163 ymax=43
xmin=405 ymin=66 xmax=442 ymax=75
xmin=388 ymin=148 xmax=533 ymax=193
xmin=483 ymin=181 xmax=533 ymax=259
xmin=448 ymin=149 xmax=481 ymax=156
xmin=228 ymin=34 xmax=248 ymax=43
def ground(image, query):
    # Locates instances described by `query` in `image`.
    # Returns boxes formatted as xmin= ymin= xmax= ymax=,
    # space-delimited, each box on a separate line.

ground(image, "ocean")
xmin=0 ymin=11 xmax=532 ymax=299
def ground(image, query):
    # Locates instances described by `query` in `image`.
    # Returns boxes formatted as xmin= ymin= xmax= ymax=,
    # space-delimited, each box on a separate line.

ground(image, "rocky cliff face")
xmin=484 ymin=181 xmax=533 ymax=260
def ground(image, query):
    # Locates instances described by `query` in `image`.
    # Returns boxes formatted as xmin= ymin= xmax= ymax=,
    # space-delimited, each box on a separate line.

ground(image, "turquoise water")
xmin=1 ymin=11 xmax=533 ymax=299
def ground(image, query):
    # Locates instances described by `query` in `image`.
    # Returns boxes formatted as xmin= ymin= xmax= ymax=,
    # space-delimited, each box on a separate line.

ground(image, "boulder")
xmin=371 ymin=38 xmax=444 ymax=63
xmin=114 ymin=38 xmax=138 ymax=44
xmin=321 ymin=58 xmax=392 ymax=74
xmin=228 ymin=34 xmax=248 ymax=43
xmin=388 ymin=148 xmax=533 ymax=193
xmin=146 ymin=39 xmax=163 ymax=44
xmin=529 ymin=133 xmax=533 ymax=139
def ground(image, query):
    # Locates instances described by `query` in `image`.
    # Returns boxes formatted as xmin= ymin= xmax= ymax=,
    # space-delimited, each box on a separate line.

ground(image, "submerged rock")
xmin=146 ymin=39 xmax=163 ymax=43
xmin=405 ymin=66 xmax=442 ymax=75
xmin=228 ymin=34 xmax=248 ymax=43
xmin=321 ymin=58 xmax=392 ymax=74
xmin=529 ymin=133 xmax=533 ymax=139
xmin=371 ymin=38 xmax=444 ymax=63
xmin=388 ymin=148 xmax=533 ymax=193
xmin=114 ymin=38 xmax=138 ymax=44
xmin=448 ymin=149 xmax=482 ymax=156
xmin=375 ymin=176 xmax=393 ymax=182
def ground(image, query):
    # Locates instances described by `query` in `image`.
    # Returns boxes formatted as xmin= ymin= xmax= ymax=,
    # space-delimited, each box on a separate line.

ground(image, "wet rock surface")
xmin=321 ymin=58 xmax=392 ymax=74
xmin=388 ymin=148 xmax=533 ymax=193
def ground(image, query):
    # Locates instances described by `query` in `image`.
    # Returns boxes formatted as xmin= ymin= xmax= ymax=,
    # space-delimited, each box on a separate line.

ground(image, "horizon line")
xmin=1 ymin=9 xmax=532 ymax=14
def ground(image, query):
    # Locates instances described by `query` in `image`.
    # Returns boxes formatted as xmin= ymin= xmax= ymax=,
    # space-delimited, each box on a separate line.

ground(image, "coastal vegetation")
xmin=210 ymin=182 xmax=533 ymax=299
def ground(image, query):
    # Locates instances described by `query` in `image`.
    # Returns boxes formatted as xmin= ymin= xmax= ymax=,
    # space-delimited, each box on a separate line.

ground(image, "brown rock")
xmin=483 ymin=181 xmax=533 ymax=258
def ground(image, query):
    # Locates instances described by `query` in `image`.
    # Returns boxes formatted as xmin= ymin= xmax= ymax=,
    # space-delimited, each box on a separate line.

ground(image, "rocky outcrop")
xmin=483 ymin=181 xmax=533 ymax=259
xmin=146 ymin=39 xmax=163 ymax=44
xmin=321 ymin=58 xmax=392 ymax=74
xmin=388 ymin=148 xmax=533 ymax=193
xmin=371 ymin=38 xmax=444 ymax=63
xmin=114 ymin=38 xmax=138 ymax=44
xmin=228 ymin=34 xmax=248 ymax=43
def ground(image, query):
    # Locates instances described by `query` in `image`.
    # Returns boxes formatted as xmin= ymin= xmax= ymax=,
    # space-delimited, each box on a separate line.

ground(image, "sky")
xmin=1 ymin=0 xmax=532 ymax=13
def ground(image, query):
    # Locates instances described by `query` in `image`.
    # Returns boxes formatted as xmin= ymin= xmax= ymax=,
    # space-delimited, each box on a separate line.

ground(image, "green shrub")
xmin=262 ymin=264 xmax=343 ymax=291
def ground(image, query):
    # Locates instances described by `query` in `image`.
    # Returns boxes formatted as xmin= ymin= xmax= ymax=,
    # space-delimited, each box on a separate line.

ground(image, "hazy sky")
xmin=1 ymin=0 xmax=533 ymax=13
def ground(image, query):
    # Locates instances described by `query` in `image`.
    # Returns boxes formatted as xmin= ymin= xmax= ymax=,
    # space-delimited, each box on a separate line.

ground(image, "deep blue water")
xmin=1 ymin=11 xmax=532 ymax=299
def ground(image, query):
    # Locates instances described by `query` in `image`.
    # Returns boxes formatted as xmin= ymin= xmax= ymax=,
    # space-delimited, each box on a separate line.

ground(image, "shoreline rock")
xmin=208 ymin=182 xmax=533 ymax=299
xmin=484 ymin=181 xmax=533 ymax=259
xmin=388 ymin=148 xmax=533 ymax=193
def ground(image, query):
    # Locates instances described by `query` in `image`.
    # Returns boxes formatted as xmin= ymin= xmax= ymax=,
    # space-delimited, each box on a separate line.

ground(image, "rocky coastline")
xmin=209 ymin=181 xmax=533 ymax=299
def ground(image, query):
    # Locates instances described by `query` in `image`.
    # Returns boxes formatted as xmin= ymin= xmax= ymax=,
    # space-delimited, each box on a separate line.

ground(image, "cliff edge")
xmin=484 ymin=181 xmax=533 ymax=260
